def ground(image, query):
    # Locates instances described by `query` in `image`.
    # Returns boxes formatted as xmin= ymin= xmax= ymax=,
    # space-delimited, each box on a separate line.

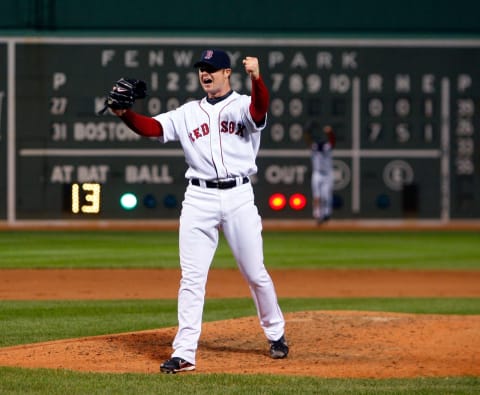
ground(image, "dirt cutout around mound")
xmin=1 ymin=269 xmax=480 ymax=377
xmin=0 ymin=311 xmax=479 ymax=378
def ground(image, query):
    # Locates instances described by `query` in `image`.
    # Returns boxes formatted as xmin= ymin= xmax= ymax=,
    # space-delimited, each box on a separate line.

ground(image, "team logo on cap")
xmin=204 ymin=50 xmax=214 ymax=59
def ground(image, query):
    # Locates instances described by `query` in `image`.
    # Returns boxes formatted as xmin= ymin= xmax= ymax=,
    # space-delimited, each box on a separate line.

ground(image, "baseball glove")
xmin=98 ymin=78 xmax=147 ymax=115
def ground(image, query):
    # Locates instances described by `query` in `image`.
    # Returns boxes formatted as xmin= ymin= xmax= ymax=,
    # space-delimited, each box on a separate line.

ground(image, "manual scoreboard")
xmin=2 ymin=38 xmax=479 ymax=221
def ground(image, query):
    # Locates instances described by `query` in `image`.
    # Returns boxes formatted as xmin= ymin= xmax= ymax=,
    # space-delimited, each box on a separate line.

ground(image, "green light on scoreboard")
xmin=120 ymin=193 xmax=138 ymax=210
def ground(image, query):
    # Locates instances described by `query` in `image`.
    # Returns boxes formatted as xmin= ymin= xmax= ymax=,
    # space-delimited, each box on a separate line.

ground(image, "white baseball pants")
xmin=171 ymin=181 xmax=285 ymax=364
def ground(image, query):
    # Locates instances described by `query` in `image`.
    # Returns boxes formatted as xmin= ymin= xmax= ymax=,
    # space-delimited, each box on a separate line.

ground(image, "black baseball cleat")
xmin=269 ymin=335 xmax=289 ymax=359
xmin=160 ymin=357 xmax=195 ymax=374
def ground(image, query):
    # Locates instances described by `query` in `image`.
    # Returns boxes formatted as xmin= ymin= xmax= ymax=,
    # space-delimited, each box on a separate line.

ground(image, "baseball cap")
xmin=194 ymin=49 xmax=231 ymax=70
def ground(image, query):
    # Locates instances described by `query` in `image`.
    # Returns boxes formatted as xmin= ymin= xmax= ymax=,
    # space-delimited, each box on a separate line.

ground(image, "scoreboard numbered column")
xmin=4 ymin=38 xmax=480 ymax=221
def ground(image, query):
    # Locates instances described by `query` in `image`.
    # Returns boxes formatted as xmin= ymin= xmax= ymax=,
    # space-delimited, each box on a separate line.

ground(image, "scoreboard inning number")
xmin=71 ymin=183 xmax=101 ymax=214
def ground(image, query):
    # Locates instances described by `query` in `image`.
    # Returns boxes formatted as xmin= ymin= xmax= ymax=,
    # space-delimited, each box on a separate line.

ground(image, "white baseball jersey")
xmin=154 ymin=91 xmax=264 ymax=180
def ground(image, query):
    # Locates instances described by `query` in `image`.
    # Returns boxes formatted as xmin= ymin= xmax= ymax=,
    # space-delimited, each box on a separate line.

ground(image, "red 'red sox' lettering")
xmin=189 ymin=121 xmax=245 ymax=142
xmin=188 ymin=123 xmax=210 ymax=142
xmin=220 ymin=120 xmax=245 ymax=137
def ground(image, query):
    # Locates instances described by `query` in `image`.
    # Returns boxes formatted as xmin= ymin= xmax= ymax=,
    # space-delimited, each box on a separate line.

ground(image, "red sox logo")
xmin=204 ymin=50 xmax=214 ymax=59
xmin=188 ymin=121 xmax=246 ymax=142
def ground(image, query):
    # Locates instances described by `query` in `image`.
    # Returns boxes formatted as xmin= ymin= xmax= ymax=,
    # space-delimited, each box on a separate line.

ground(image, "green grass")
xmin=1 ymin=367 xmax=478 ymax=395
xmin=0 ymin=230 xmax=479 ymax=269
xmin=1 ymin=298 xmax=479 ymax=348
xmin=0 ymin=368 xmax=480 ymax=395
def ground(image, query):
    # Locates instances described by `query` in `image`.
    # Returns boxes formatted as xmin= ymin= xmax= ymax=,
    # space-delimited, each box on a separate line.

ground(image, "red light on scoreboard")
xmin=289 ymin=193 xmax=307 ymax=210
xmin=268 ymin=193 xmax=287 ymax=211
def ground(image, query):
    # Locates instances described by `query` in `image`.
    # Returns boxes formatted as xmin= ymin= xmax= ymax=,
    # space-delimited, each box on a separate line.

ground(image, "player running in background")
xmin=304 ymin=122 xmax=336 ymax=223
xmin=106 ymin=49 xmax=288 ymax=373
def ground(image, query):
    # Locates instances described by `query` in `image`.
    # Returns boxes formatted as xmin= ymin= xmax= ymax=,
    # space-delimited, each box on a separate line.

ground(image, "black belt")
xmin=190 ymin=177 xmax=249 ymax=189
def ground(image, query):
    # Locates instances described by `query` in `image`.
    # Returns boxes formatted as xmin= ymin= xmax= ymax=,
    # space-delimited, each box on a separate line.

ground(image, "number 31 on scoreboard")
xmin=71 ymin=183 xmax=101 ymax=214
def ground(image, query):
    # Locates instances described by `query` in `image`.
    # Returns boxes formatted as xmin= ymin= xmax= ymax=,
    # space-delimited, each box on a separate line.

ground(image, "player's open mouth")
xmin=203 ymin=77 xmax=213 ymax=84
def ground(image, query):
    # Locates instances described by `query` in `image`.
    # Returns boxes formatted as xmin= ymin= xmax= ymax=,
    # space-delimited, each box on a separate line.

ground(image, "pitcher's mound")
xmin=0 ymin=311 xmax=478 ymax=378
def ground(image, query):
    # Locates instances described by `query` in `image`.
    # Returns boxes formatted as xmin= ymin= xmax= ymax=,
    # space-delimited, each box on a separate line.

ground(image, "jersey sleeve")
xmin=120 ymin=110 xmax=163 ymax=137
xmin=153 ymin=106 xmax=186 ymax=143
xmin=243 ymin=95 xmax=267 ymax=132
xmin=249 ymin=76 xmax=269 ymax=126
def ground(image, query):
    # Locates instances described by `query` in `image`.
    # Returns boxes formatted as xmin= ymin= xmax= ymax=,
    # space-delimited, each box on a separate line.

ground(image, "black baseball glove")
xmin=98 ymin=78 xmax=147 ymax=114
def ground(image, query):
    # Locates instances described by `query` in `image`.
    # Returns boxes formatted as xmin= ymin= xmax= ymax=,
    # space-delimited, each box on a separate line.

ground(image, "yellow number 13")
xmin=71 ymin=183 xmax=101 ymax=214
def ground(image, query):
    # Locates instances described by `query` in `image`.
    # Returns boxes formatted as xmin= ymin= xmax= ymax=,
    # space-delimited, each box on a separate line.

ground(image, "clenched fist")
xmin=242 ymin=56 xmax=260 ymax=80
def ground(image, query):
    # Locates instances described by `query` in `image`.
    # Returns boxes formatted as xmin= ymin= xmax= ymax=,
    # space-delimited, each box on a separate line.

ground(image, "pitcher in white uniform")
xmin=109 ymin=49 xmax=288 ymax=374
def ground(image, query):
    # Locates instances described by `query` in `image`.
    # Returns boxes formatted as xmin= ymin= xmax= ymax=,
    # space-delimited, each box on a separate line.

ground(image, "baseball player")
xmin=304 ymin=122 xmax=336 ymax=223
xmin=105 ymin=49 xmax=288 ymax=373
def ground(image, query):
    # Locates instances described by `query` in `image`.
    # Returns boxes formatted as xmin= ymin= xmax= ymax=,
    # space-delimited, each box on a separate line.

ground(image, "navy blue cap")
xmin=194 ymin=49 xmax=231 ymax=69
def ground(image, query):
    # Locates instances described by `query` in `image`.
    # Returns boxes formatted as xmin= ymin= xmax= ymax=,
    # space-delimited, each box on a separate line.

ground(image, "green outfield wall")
xmin=1 ymin=0 xmax=480 ymax=34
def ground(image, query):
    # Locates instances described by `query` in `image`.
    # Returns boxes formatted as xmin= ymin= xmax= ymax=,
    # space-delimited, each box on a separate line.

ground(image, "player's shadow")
xmin=199 ymin=339 xmax=266 ymax=356
xmin=112 ymin=330 xmax=175 ymax=362
xmin=113 ymin=329 xmax=267 ymax=364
